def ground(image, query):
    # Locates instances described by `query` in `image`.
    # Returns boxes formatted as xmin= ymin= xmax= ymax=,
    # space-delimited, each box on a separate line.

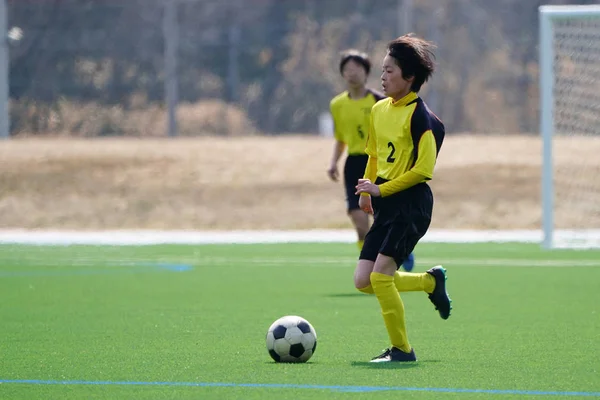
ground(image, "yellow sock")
xmin=357 ymin=240 xmax=364 ymax=250
xmin=370 ymin=272 xmax=411 ymax=353
xmin=394 ymin=271 xmax=436 ymax=293
xmin=357 ymin=285 xmax=374 ymax=294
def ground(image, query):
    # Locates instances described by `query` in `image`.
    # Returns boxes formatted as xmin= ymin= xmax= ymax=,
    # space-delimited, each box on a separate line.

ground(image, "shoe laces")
xmin=373 ymin=348 xmax=392 ymax=360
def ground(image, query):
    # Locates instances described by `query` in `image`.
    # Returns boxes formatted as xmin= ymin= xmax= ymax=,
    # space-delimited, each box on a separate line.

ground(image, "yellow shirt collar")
xmin=391 ymin=91 xmax=418 ymax=107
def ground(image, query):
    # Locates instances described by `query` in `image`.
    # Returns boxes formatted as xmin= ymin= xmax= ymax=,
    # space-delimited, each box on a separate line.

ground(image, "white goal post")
xmin=539 ymin=5 xmax=600 ymax=249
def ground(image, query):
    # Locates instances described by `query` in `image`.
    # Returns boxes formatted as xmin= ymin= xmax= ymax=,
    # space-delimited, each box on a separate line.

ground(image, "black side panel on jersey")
xmin=408 ymin=98 xmax=445 ymax=167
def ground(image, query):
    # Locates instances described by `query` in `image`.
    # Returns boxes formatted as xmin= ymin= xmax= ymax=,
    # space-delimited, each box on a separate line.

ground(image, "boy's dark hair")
xmin=339 ymin=49 xmax=371 ymax=76
xmin=387 ymin=34 xmax=436 ymax=92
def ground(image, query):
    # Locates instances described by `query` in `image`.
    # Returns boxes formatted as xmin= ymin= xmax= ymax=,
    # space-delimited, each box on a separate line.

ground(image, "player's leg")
xmin=344 ymin=155 xmax=370 ymax=250
xmin=348 ymin=209 xmax=369 ymax=250
xmin=370 ymin=252 xmax=416 ymax=362
xmin=359 ymin=254 xmax=434 ymax=295
xmin=368 ymin=198 xmax=420 ymax=362
xmin=385 ymin=188 xmax=435 ymax=293
xmin=352 ymin=189 xmax=425 ymax=297
xmin=394 ymin=269 xmax=435 ymax=292
xmin=393 ymin=266 xmax=452 ymax=320
xmin=354 ymin=259 xmax=374 ymax=294
xmin=391 ymin=183 xmax=452 ymax=319
xmin=354 ymin=217 xmax=386 ymax=294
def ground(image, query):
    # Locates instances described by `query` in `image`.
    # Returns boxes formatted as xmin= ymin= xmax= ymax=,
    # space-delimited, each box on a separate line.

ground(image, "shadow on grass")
xmin=351 ymin=359 xmax=441 ymax=369
xmin=324 ymin=293 xmax=367 ymax=298
xmin=263 ymin=362 xmax=322 ymax=367
xmin=350 ymin=361 xmax=420 ymax=369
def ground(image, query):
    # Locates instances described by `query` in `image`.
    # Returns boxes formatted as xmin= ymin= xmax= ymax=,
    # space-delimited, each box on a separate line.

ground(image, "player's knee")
xmin=354 ymin=259 xmax=375 ymax=292
xmin=354 ymin=267 xmax=372 ymax=290
xmin=372 ymin=255 xmax=398 ymax=276
xmin=354 ymin=275 xmax=371 ymax=290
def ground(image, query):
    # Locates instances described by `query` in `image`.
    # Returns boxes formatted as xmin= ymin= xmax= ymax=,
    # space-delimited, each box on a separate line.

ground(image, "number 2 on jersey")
xmin=387 ymin=142 xmax=396 ymax=163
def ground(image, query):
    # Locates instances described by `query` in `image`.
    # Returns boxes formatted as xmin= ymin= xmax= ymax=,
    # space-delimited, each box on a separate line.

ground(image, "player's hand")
xmin=355 ymin=179 xmax=381 ymax=197
xmin=327 ymin=164 xmax=339 ymax=181
xmin=358 ymin=194 xmax=373 ymax=214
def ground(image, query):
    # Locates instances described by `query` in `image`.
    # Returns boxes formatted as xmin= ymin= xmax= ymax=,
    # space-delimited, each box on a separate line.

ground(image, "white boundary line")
xmin=0 ymin=229 xmax=543 ymax=246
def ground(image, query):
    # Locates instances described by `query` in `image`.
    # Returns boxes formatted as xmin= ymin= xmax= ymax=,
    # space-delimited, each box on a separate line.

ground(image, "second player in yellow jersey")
xmin=327 ymin=50 xmax=384 ymax=251
xmin=330 ymin=89 xmax=381 ymax=156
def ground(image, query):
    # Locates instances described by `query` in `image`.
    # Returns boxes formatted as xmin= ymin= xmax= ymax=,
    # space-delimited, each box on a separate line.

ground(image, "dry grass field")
xmin=1 ymin=134 xmax=599 ymax=230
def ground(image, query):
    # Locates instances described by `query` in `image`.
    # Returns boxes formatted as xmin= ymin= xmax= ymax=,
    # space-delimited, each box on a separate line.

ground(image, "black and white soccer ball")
xmin=266 ymin=315 xmax=317 ymax=363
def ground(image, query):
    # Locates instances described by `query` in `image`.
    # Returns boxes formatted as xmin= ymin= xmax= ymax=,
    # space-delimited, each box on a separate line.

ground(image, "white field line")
xmin=188 ymin=257 xmax=600 ymax=268
xmin=0 ymin=229 xmax=544 ymax=246
xmin=1 ymin=254 xmax=598 ymax=268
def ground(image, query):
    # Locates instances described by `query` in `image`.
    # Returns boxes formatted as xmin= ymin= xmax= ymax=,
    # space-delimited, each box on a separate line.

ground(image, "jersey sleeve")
xmin=411 ymin=132 xmax=437 ymax=179
xmin=359 ymin=155 xmax=378 ymax=197
xmin=409 ymin=105 xmax=437 ymax=179
xmin=378 ymin=170 xmax=426 ymax=197
xmin=362 ymin=155 xmax=378 ymax=182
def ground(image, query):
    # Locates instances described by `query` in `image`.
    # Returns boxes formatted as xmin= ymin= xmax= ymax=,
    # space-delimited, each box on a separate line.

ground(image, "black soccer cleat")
xmin=370 ymin=347 xmax=417 ymax=363
xmin=426 ymin=265 xmax=452 ymax=320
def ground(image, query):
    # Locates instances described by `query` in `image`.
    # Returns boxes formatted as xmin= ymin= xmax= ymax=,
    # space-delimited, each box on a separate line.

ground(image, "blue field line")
xmin=138 ymin=263 xmax=193 ymax=272
xmin=0 ymin=262 xmax=192 ymax=277
xmin=0 ymin=379 xmax=599 ymax=396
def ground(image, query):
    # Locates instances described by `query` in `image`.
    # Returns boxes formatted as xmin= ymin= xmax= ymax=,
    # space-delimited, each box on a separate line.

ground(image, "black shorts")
xmin=359 ymin=180 xmax=433 ymax=268
xmin=343 ymin=154 xmax=369 ymax=212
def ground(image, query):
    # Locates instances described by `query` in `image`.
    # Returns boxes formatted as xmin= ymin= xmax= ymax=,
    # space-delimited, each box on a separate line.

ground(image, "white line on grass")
xmin=0 ymin=229 xmax=543 ymax=245
xmin=1 ymin=255 xmax=598 ymax=268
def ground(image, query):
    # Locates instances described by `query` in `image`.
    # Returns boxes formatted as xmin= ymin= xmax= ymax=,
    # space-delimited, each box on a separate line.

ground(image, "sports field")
xmin=1 ymin=241 xmax=599 ymax=399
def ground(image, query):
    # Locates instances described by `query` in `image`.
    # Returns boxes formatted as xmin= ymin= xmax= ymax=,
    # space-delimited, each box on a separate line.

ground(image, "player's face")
xmin=381 ymin=53 xmax=413 ymax=100
xmin=342 ymin=60 xmax=367 ymax=88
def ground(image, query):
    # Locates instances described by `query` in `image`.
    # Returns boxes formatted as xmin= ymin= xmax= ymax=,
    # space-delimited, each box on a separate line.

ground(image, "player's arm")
xmin=327 ymin=140 xmax=346 ymax=180
xmin=327 ymin=102 xmax=346 ymax=181
xmin=330 ymin=138 xmax=346 ymax=166
xmin=362 ymin=156 xmax=377 ymax=184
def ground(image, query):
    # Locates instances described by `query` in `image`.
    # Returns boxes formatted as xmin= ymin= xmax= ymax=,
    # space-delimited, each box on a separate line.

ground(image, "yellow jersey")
xmin=330 ymin=89 xmax=385 ymax=155
xmin=366 ymin=91 xmax=445 ymax=185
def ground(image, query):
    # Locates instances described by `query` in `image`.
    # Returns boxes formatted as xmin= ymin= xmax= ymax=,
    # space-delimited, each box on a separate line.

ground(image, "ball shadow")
xmin=350 ymin=361 xmax=421 ymax=369
xmin=263 ymin=361 xmax=319 ymax=365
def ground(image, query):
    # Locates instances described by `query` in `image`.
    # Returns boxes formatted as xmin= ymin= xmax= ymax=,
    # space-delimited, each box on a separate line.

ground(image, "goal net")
xmin=540 ymin=5 xmax=600 ymax=249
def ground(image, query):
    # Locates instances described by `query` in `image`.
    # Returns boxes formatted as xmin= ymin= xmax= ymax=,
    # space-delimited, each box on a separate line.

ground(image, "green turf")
xmin=0 ymin=242 xmax=599 ymax=400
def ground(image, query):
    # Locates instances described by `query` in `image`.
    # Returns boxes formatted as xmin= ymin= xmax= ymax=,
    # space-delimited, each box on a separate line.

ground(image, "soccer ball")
xmin=266 ymin=315 xmax=317 ymax=363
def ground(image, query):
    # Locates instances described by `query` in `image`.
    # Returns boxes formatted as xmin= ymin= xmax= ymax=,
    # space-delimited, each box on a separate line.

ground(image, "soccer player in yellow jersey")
xmin=353 ymin=34 xmax=452 ymax=362
xmin=327 ymin=50 xmax=415 ymax=271
xmin=328 ymin=50 xmax=383 ymax=249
